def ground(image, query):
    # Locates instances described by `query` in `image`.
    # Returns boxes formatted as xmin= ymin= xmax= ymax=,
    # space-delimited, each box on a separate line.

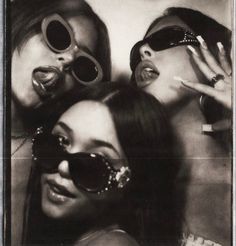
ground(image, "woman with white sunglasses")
xmin=11 ymin=0 xmax=111 ymax=244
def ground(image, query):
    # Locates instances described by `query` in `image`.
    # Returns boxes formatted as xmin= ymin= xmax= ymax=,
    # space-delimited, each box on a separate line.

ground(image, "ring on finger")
xmin=210 ymin=74 xmax=225 ymax=85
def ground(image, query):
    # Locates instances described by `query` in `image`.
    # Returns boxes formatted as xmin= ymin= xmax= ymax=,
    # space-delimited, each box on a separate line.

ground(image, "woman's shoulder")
xmin=86 ymin=229 xmax=139 ymax=246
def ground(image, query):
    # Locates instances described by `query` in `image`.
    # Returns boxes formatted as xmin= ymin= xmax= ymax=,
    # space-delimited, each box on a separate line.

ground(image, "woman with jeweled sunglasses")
xmin=129 ymin=7 xmax=232 ymax=246
xmin=23 ymin=82 xmax=180 ymax=245
xmin=10 ymin=0 xmax=111 ymax=244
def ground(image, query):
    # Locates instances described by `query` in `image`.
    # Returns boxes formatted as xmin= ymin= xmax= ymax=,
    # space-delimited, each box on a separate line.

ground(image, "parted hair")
xmin=11 ymin=0 xmax=111 ymax=81
xmin=24 ymin=82 xmax=180 ymax=245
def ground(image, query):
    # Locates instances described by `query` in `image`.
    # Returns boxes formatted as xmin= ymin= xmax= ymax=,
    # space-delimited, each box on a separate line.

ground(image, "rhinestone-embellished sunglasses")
xmin=42 ymin=14 xmax=103 ymax=85
xmin=32 ymin=127 xmax=131 ymax=194
xmin=130 ymin=25 xmax=200 ymax=71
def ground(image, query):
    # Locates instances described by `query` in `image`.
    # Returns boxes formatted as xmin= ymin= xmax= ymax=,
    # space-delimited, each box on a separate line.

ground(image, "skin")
xmin=11 ymin=15 xmax=98 ymax=246
xmin=134 ymin=16 xmax=231 ymax=245
xmin=12 ymin=15 xmax=98 ymax=109
xmin=41 ymin=100 xmax=127 ymax=221
xmin=179 ymin=42 xmax=232 ymax=132
xmin=135 ymin=16 xmax=200 ymax=106
xmin=180 ymin=39 xmax=232 ymax=111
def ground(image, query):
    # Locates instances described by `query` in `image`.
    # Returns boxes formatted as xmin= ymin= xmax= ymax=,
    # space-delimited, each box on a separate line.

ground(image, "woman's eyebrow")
xmin=56 ymin=121 xmax=73 ymax=134
xmin=90 ymin=138 xmax=120 ymax=157
xmin=78 ymin=44 xmax=94 ymax=55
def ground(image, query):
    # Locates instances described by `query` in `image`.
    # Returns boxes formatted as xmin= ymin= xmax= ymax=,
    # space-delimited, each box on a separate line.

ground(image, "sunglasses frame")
xmin=32 ymin=127 xmax=131 ymax=195
xmin=130 ymin=25 xmax=200 ymax=71
xmin=41 ymin=14 xmax=103 ymax=85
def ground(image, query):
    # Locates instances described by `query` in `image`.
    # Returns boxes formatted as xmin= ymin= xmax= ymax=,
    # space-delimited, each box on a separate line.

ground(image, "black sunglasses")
xmin=32 ymin=127 xmax=131 ymax=194
xmin=130 ymin=25 xmax=200 ymax=71
xmin=42 ymin=14 xmax=103 ymax=85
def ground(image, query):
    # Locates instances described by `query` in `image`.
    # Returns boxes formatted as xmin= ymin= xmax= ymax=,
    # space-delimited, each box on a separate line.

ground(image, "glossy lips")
xmin=134 ymin=60 xmax=160 ymax=88
xmin=47 ymin=179 xmax=75 ymax=204
xmin=32 ymin=66 xmax=62 ymax=97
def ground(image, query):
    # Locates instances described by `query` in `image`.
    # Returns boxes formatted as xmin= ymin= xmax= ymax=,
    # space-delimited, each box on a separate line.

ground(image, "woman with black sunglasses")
xmin=23 ymin=82 xmax=180 ymax=246
xmin=10 ymin=0 xmax=111 ymax=244
xmin=130 ymin=7 xmax=232 ymax=246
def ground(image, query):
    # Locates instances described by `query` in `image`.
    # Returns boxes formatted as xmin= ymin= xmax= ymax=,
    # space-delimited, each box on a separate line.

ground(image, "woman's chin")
xmin=41 ymin=184 xmax=72 ymax=220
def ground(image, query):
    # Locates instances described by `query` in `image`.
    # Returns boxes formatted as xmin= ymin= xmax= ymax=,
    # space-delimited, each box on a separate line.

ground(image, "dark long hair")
xmin=23 ymin=82 xmax=180 ymax=245
xmin=131 ymin=7 xmax=231 ymax=126
xmin=93 ymin=83 xmax=181 ymax=245
xmin=154 ymin=7 xmax=232 ymax=127
xmin=11 ymin=0 xmax=111 ymax=81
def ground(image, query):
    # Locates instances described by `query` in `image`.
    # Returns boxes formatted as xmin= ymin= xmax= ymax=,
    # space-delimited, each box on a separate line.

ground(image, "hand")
xmin=174 ymin=37 xmax=232 ymax=131
xmin=179 ymin=36 xmax=232 ymax=110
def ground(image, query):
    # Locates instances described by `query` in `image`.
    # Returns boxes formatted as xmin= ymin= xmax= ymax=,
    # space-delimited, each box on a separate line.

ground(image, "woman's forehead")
xmin=145 ymin=15 xmax=193 ymax=38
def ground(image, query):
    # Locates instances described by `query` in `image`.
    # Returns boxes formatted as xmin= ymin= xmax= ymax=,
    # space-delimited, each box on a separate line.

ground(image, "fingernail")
xmin=187 ymin=45 xmax=199 ymax=56
xmin=217 ymin=42 xmax=225 ymax=55
xmin=196 ymin=35 xmax=207 ymax=49
xmin=173 ymin=76 xmax=191 ymax=86
xmin=173 ymin=76 xmax=184 ymax=82
xmin=202 ymin=124 xmax=214 ymax=133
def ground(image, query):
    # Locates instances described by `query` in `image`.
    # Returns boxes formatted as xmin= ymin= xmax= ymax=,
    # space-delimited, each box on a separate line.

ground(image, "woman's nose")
xmin=139 ymin=43 xmax=155 ymax=60
xmin=56 ymin=46 xmax=79 ymax=70
xmin=58 ymin=160 xmax=71 ymax=179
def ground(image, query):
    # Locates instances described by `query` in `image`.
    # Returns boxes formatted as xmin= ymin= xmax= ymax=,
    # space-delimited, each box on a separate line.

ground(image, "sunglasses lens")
xmin=33 ymin=134 xmax=62 ymax=172
xmin=130 ymin=28 xmax=189 ymax=71
xmin=72 ymin=57 xmax=99 ymax=82
xmin=149 ymin=28 xmax=186 ymax=51
xmin=70 ymin=154 xmax=110 ymax=192
xmin=46 ymin=20 xmax=71 ymax=51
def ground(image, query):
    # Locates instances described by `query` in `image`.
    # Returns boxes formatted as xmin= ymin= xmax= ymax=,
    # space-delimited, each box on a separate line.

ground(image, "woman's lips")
xmin=46 ymin=179 xmax=75 ymax=204
xmin=134 ymin=60 xmax=160 ymax=88
xmin=32 ymin=66 xmax=62 ymax=98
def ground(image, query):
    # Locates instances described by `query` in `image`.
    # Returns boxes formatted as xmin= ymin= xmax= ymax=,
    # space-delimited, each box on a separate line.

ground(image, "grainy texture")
xmin=86 ymin=0 xmax=231 ymax=79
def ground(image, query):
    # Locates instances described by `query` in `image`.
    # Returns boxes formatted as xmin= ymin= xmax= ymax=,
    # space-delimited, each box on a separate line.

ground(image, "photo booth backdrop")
xmin=86 ymin=0 xmax=231 ymax=80
xmin=2 ymin=0 xmax=232 ymax=243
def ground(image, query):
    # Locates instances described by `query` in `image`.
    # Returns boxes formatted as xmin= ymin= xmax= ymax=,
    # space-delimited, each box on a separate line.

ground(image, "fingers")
xmin=202 ymin=118 xmax=231 ymax=132
xmin=217 ymin=42 xmax=232 ymax=76
xmin=187 ymin=40 xmax=231 ymax=89
xmin=196 ymin=36 xmax=227 ymax=77
xmin=187 ymin=45 xmax=216 ymax=81
xmin=212 ymin=118 xmax=231 ymax=131
xmin=182 ymin=39 xmax=232 ymax=110
xmin=175 ymin=77 xmax=218 ymax=97
xmin=174 ymin=77 xmax=231 ymax=109
xmin=187 ymin=46 xmax=225 ymax=90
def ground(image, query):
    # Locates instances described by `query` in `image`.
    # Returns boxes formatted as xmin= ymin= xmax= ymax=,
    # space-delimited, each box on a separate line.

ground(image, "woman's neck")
xmin=169 ymin=97 xmax=229 ymax=158
xmin=170 ymin=97 xmax=206 ymax=131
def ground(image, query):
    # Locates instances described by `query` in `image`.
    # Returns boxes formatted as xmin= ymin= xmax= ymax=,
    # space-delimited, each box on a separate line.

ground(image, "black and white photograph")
xmin=5 ymin=0 xmax=233 ymax=245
